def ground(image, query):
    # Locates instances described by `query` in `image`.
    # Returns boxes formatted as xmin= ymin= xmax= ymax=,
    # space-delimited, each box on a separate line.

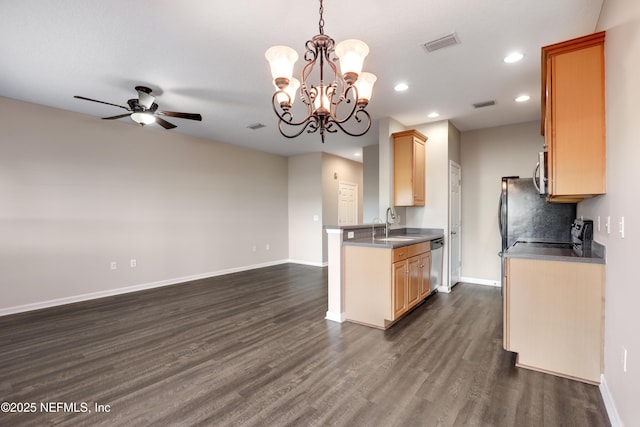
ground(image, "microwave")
xmin=533 ymin=151 xmax=547 ymax=195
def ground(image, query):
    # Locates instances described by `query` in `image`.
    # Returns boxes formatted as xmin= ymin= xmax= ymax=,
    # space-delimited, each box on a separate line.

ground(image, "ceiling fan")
xmin=74 ymin=86 xmax=202 ymax=129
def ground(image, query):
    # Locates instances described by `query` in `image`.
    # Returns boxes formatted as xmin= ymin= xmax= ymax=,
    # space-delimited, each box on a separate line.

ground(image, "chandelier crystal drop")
xmin=265 ymin=0 xmax=376 ymax=143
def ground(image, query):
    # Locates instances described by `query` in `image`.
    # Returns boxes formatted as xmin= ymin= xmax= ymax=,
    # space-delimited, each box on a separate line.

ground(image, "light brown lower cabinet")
xmin=503 ymin=257 xmax=604 ymax=384
xmin=345 ymin=241 xmax=432 ymax=329
xmin=392 ymin=260 xmax=409 ymax=319
xmin=419 ymin=252 xmax=432 ymax=299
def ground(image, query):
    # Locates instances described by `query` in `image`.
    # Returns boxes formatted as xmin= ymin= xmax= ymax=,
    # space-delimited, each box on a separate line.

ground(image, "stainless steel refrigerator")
xmin=498 ymin=177 xmax=576 ymax=288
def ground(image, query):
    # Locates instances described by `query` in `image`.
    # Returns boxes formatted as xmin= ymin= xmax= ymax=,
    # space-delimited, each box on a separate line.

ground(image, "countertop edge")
xmin=342 ymin=232 xmax=445 ymax=249
xmin=504 ymin=240 xmax=606 ymax=265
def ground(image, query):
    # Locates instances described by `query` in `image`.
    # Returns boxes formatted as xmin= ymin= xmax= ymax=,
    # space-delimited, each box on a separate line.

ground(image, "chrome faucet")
xmin=385 ymin=207 xmax=396 ymax=238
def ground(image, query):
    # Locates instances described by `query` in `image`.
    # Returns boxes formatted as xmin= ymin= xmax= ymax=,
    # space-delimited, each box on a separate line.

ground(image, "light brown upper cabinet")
xmin=393 ymin=130 xmax=427 ymax=206
xmin=542 ymin=32 xmax=606 ymax=202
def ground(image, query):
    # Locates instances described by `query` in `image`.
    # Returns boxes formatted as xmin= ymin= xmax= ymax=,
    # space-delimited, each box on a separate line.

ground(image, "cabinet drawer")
xmin=393 ymin=247 xmax=409 ymax=262
xmin=407 ymin=241 xmax=429 ymax=257
xmin=393 ymin=242 xmax=430 ymax=262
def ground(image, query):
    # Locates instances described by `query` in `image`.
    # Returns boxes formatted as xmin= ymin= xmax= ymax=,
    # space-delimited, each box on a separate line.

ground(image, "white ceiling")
xmin=0 ymin=0 xmax=603 ymax=161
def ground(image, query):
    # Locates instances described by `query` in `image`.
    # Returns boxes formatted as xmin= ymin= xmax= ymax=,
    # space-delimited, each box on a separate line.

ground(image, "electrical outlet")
xmin=597 ymin=216 xmax=601 ymax=232
xmin=606 ymin=216 xmax=611 ymax=234
xmin=266 ymin=243 xmax=270 ymax=250
xmin=252 ymin=245 xmax=257 ymax=252
xmin=313 ymin=215 xmax=319 ymax=222
xmin=110 ymin=261 xmax=117 ymax=270
xmin=130 ymin=259 xmax=137 ymax=268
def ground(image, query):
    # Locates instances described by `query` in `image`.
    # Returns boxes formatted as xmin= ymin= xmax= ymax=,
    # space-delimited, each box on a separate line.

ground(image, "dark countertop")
xmin=504 ymin=238 xmax=605 ymax=264
xmin=342 ymin=228 xmax=444 ymax=249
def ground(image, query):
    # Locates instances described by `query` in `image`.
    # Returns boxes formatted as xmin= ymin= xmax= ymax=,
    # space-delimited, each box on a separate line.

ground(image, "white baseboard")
xmin=599 ymin=374 xmax=623 ymax=427
xmin=461 ymin=276 xmax=501 ymax=287
xmin=287 ymin=259 xmax=327 ymax=267
xmin=325 ymin=311 xmax=344 ymax=323
xmin=0 ymin=259 xmax=292 ymax=317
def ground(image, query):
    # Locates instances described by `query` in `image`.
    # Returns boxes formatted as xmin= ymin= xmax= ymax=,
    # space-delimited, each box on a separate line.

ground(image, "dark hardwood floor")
xmin=0 ymin=264 xmax=610 ymax=426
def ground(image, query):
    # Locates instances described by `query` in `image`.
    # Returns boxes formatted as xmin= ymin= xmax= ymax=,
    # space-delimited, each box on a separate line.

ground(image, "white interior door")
xmin=449 ymin=161 xmax=461 ymax=287
xmin=338 ymin=182 xmax=358 ymax=225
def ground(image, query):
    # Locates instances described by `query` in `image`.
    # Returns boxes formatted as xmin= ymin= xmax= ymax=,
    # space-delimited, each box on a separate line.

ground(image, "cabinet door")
xmin=419 ymin=252 xmax=432 ymax=298
xmin=407 ymin=256 xmax=421 ymax=308
xmin=392 ymin=261 xmax=408 ymax=319
xmin=543 ymin=32 xmax=606 ymax=199
xmin=393 ymin=130 xmax=427 ymax=207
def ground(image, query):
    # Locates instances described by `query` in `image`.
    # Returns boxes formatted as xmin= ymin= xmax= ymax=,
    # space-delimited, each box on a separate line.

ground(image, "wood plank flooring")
xmin=0 ymin=264 xmax=610 ymax=426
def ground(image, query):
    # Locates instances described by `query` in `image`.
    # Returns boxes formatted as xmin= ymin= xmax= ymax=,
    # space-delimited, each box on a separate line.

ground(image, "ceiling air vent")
xmin=247 ymin=123 xmax=266 ymax=130
xmin=423 ymin=33 xmax=460 ymax=53
xmin=473 ymin=100 xmax=496 ymax=109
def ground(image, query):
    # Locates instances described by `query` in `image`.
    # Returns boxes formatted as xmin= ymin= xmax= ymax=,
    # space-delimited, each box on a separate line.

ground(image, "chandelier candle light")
xmin=265 ymin=0 xmax=376 ymax=143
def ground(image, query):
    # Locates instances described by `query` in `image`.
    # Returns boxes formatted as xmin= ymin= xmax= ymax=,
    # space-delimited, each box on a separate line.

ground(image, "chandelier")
xmin=265 ymin=0 xmax=377 ymax=143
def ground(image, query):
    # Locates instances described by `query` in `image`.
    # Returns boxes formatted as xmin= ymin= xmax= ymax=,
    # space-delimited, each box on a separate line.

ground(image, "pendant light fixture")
xmin=265 ymin=0 xmax=376 ymax=143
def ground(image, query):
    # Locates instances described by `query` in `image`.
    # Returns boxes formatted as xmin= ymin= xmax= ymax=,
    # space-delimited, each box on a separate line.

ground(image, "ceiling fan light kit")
xmin=265 ymin=0 xmax=376 ymax=143
xmin=130 ymin=112 xmax=156 ymax=125
xmin=74 ymin=86 xmax=202 ymax=130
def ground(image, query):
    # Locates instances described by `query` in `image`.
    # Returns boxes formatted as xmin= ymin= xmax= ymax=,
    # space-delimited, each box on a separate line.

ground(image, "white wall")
xmin=287 ymin=153 xmax=323 ymax=266
xmin=321 ymin=153 xmax=363 ymax=262
xmin=459 ymin=121 xmax=543 ymax=283
xmin=378 ymin=117 xmax=408 ymax=223
xmin=377 ymin=119 xmax=460 ymax=289
xmin=363 ymin=144 xmax=379 ymax=223
xmin=579 ymin=1 xmax=640 ymax=424
xmin=0 ymin=97 xmax=289 ymax=313
xmin=448 ymin=121 xmax=461 ymax=165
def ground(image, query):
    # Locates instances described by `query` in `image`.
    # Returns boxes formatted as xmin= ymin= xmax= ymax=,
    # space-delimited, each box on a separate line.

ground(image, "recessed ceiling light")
xmin=394 ymin=83 xmax=409 ymax=92
xmin=515 ymin=95 xmax=531 ymax=102
xmin=427 ymin=112 xmax=440 ymax=118
xmin=504 ymin=52 xmax=524 ymax=63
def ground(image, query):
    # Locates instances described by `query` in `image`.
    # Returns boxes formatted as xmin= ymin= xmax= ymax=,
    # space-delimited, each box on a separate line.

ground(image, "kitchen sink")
xmin=375 ymin=237 xmax=417 ymax=242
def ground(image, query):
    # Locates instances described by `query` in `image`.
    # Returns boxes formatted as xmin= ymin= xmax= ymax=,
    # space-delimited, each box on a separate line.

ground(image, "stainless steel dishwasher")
xmin=430 ymin=237 xmax=444 ymax=293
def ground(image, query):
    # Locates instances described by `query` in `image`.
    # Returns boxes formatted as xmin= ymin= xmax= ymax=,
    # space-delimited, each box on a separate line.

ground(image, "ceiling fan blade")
xmin=74 ymin=96 xmax=129 ymax=110
xmin=155 ymin=116 xmax=177 ymax=129
xmin=157 ymin=110 xmax=202 ymax=121
xmin=102 ymin=113 xmax=132 ymax=120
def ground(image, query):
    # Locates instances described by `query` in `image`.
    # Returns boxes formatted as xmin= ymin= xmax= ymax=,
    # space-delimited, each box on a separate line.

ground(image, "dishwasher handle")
xmin=431 ymin=237 xmax=444 ymax=249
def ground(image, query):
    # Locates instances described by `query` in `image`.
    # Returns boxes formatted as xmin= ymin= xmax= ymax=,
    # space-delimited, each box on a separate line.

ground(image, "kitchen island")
xmin=338 ymin=227 xmax=443 ymax=329
xmin=503 ymin=239 xmax=605 ymax=384
xmin=325 ymin=225 xmax=443 ymax=327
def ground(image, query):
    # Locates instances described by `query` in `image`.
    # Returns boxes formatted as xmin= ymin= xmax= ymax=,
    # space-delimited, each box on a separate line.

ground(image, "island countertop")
xmin=340 ymin=227 xmax=444 ymax=249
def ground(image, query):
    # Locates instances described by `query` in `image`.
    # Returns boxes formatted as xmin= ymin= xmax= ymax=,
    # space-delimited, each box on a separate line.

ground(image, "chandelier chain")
xmin=318 ymin=0 xmax=325 ymax=35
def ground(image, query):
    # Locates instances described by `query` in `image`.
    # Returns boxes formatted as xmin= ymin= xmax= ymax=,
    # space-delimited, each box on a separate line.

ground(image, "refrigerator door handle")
xmin=498 ymin=195 xmax=504 ymax=237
